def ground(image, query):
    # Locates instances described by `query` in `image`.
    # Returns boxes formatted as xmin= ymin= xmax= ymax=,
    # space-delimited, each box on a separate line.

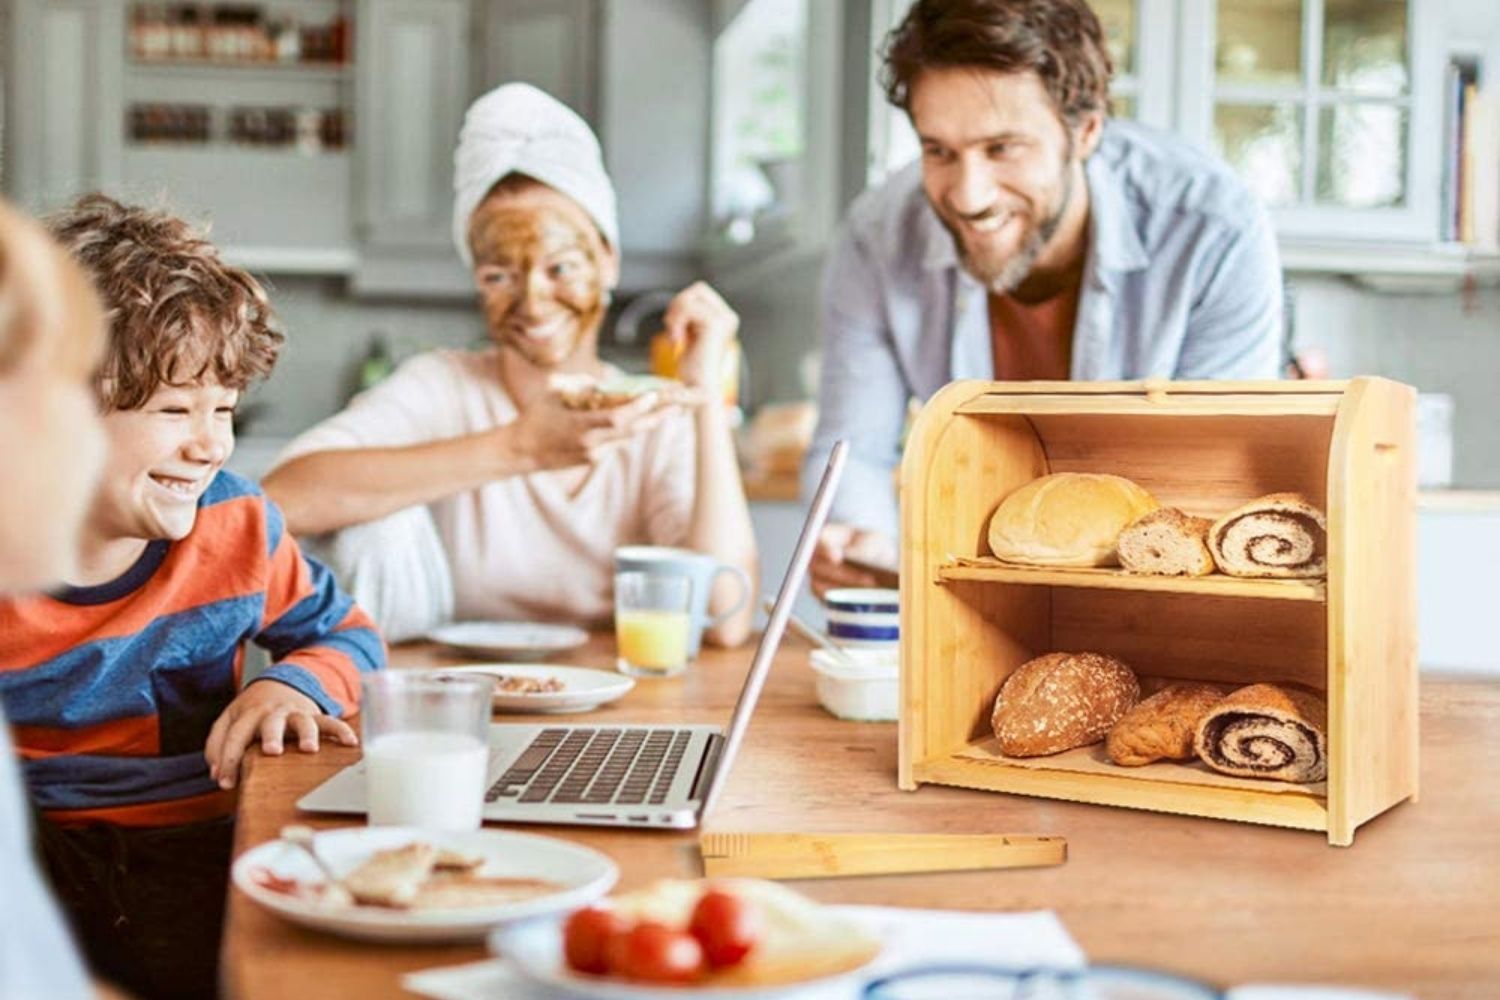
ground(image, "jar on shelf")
xmin=169 ymin=4 xmax=203 ymax=60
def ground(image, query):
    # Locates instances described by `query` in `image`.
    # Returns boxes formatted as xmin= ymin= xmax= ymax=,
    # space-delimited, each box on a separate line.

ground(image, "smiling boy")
xmin=0 ymin=194 xmax=384 ymax=999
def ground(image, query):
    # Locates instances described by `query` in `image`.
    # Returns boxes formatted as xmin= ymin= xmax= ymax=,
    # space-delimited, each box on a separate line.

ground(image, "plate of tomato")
xmin=490 ymin=878 xmax=882 ymax=998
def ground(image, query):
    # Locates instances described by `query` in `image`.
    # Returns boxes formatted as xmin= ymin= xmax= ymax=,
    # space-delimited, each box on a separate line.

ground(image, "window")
xmin=710 ymin=0 xmax=809 ymax=242
xmin=1211 ymin=0 xmax=1414 ymax=212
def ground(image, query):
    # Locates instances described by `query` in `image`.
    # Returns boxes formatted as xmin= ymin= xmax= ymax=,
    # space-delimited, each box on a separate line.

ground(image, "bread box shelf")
xmin=898 ymin=378 xmax=1418 ymax=846
xmin=935 ymin=559 xmax=1327 ymax=602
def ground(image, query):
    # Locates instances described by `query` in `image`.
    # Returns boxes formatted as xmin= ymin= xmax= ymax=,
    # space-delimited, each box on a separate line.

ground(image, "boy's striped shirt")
xmin=0 ymin=471 xmax=384 ymax=826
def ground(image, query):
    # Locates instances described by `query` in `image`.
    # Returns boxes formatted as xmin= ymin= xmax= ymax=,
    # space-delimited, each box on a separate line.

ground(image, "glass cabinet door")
xmin=710 ymin=0 xmax=809 ymax=242
xmin=1092 ymin=0 xmax=1140 ymax=119
xmin=1200 ymin=0 xmax=1435 ymax=240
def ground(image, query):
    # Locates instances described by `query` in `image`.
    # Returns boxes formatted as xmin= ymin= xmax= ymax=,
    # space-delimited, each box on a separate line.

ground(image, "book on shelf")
xmin=1453 ymin=65 xmax=1500 ymax=250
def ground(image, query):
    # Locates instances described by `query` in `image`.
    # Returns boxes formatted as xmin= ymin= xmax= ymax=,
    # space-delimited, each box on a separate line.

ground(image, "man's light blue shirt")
xmin=803 ymin=120 xmax=1283 ymax=537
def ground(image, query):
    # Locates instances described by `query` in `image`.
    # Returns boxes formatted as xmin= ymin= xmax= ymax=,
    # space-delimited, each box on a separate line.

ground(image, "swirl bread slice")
xmin=1209 ymin=492 xmax=1327 ymax=579
xmin=1194 ymin=683 xmax=1328 ymax=783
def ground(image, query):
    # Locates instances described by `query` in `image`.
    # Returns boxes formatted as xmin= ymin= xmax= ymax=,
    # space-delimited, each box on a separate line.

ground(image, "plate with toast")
xmin=233 ymin=826 xmax=617 ymax=943
xmin=427 ymin=663 xmax=635 ymax=713
xmin=427 ymin=621 xmax=590 ymax=661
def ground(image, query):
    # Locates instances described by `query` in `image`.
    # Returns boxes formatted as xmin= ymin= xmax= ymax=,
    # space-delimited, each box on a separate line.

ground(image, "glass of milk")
xmin=361 ymin=673 xmax=493 ymax=830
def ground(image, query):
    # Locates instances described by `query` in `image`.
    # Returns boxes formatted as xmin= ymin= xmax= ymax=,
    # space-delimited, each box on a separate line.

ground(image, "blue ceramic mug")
xmin=613 ymin=546 xmax=751 ymax=658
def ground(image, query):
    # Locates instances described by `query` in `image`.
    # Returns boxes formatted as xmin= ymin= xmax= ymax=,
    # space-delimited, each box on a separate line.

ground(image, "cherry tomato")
xmin=563 ymin=906 xmax=628 ymax=975
xmin=607 ymin=920 xmax=705 ymax=983
xmin=689 ymin=889 xmax=763 ymax=969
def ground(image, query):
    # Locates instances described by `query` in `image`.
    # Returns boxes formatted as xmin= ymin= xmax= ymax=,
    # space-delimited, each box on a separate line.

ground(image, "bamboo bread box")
xmin=897 ymin=378 xmax=1418 ymax=846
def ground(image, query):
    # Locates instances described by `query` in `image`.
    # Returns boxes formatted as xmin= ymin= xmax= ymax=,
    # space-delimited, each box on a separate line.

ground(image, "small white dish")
xmin=232 ymin=826 xmax=617 ymax=944
xmin=427 ymin=621 xmax=590 ymax=661
xmin=427 ymin=663 xmax=635 ymax=714
xmin=808 ymin=648 xmax=899 ymax=721
xmin=491 ymin=917 xmax=879 ymax=1000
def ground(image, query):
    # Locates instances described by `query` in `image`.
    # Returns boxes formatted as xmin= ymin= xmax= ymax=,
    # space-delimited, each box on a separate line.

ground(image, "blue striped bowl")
xmin=824 ymin=588 xmax=900 ymax=614
xmin=824 ymin=588 xmax=899 ymax=649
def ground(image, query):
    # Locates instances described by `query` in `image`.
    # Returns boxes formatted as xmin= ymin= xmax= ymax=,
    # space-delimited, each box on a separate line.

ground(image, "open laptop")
xmin=297 ymin=440 xmax=849 ymax=830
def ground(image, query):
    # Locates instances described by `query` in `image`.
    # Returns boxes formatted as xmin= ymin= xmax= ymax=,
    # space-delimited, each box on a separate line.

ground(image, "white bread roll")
xmin=987 ymin=473 xmax=1159 ymax=567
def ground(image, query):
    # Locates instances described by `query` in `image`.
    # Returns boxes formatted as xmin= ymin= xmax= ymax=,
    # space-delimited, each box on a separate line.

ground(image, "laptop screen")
xmin=695 ymin=440 xmax=850 ymax=821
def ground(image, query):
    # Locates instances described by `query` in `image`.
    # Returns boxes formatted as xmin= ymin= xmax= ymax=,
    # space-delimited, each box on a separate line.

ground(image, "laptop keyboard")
xmin=485 ymin=728 xmax=696 ymax=807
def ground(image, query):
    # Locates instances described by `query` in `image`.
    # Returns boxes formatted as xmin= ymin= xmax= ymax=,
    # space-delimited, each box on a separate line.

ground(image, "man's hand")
xmin=661 ymin=281 xmax=739 ymax=392
xmin=205 ymin=680 xmax=357 ymax=790
xmin=810 ymin=523 xmax=899 ymax=599
xmin=505 ymin=390 xmax=678 ymax=471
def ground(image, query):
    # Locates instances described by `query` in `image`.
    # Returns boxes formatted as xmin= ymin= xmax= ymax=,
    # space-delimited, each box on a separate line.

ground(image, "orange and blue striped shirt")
xmin=0 ymin=471 xmax=384 ymax=827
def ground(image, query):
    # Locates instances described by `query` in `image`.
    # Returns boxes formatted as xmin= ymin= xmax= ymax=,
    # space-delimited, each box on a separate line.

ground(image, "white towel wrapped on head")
xmin=451 ymin=82 xmax=618 ymax=268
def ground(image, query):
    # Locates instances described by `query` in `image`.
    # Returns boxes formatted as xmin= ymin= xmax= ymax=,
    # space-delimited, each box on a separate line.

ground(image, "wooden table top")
xmin=223 ymin=635 xmax=1500 ymax=1000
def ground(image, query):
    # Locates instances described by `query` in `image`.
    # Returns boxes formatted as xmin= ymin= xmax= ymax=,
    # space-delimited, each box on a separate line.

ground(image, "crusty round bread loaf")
xmin=987 ymin=473 xmax=1158 ymax=567
xmin=1117 ymin=507 xmax=1216 ymax=577
xmin=1105 ymin=682 xmax=1225 ymax=766
xmin=991 ymin=652 xmax=1140 ymax=757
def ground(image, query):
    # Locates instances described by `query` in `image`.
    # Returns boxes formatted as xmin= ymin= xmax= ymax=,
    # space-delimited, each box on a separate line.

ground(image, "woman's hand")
xmin=503 ymin=390 xmax=677 ymax=471
xmin=661 ymin=281 xmax=739 ymax=392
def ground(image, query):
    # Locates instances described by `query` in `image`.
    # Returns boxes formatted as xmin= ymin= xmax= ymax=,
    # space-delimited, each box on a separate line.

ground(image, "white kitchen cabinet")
xmin=480 ymin=0 xmax=598 ymax=128
xmin=5 ymin=0 xmax=361 ymax=273
xmin=350 ymin=0 xmax=472 ymax=295
xmin=4 ymin=0 xmax=125 ymax=211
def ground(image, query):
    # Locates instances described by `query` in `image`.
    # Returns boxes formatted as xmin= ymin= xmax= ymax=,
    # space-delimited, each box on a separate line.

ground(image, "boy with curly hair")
xmin=0 ymin=194 xmax=385 ymax=999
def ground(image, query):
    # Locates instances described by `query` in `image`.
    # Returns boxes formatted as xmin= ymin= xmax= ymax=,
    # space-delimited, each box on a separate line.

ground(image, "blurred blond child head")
xmin=0 ymin=198 xmax=107 ymax=590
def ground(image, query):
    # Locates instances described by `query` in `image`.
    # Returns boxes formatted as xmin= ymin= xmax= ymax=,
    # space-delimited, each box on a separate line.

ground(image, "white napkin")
xmin=1228 ymin=988 xmax=1414 ymax=1000
xmin=403 ymin=905 xmax=1084 ymax=1000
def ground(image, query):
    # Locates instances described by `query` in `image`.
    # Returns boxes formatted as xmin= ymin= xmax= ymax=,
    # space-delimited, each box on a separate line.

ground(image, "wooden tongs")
xmin=699 ymin=832 xmax=1066 ymax=880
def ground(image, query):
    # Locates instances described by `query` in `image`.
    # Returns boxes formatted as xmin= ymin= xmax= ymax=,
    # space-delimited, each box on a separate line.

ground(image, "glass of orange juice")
xmin=614 ymin=572 xmax=693 ymax=677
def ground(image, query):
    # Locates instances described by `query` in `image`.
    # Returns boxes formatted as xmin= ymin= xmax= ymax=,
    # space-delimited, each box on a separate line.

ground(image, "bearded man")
xmin=806 ymin=0 xmax=1283 ymax=597
xmin=264 ymin=84 xmax=756 ymax=645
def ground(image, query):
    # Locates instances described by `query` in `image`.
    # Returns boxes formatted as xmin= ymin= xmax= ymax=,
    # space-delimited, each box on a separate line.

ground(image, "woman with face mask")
xmin=263 ymin=84 xmax=757 ymax=647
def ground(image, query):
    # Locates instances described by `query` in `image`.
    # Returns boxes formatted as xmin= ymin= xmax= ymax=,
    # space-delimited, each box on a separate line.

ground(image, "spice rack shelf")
xmin=128 ymin=58 xmax=352 ymax=80
xmin=898 ymin=378 xmax=1418 ymax=846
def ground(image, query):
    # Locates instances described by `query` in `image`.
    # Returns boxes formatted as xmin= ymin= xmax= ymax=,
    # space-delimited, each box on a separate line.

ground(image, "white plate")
xmin=428 ymin=622 xmax=590 ymax=661
xmin=232 ymin=826 xmax=617 ymax=943
xmin=491 ymin=917 xmax=879 ymax=1000
xmin=427 ymin=664 xmax=635 ymax=714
